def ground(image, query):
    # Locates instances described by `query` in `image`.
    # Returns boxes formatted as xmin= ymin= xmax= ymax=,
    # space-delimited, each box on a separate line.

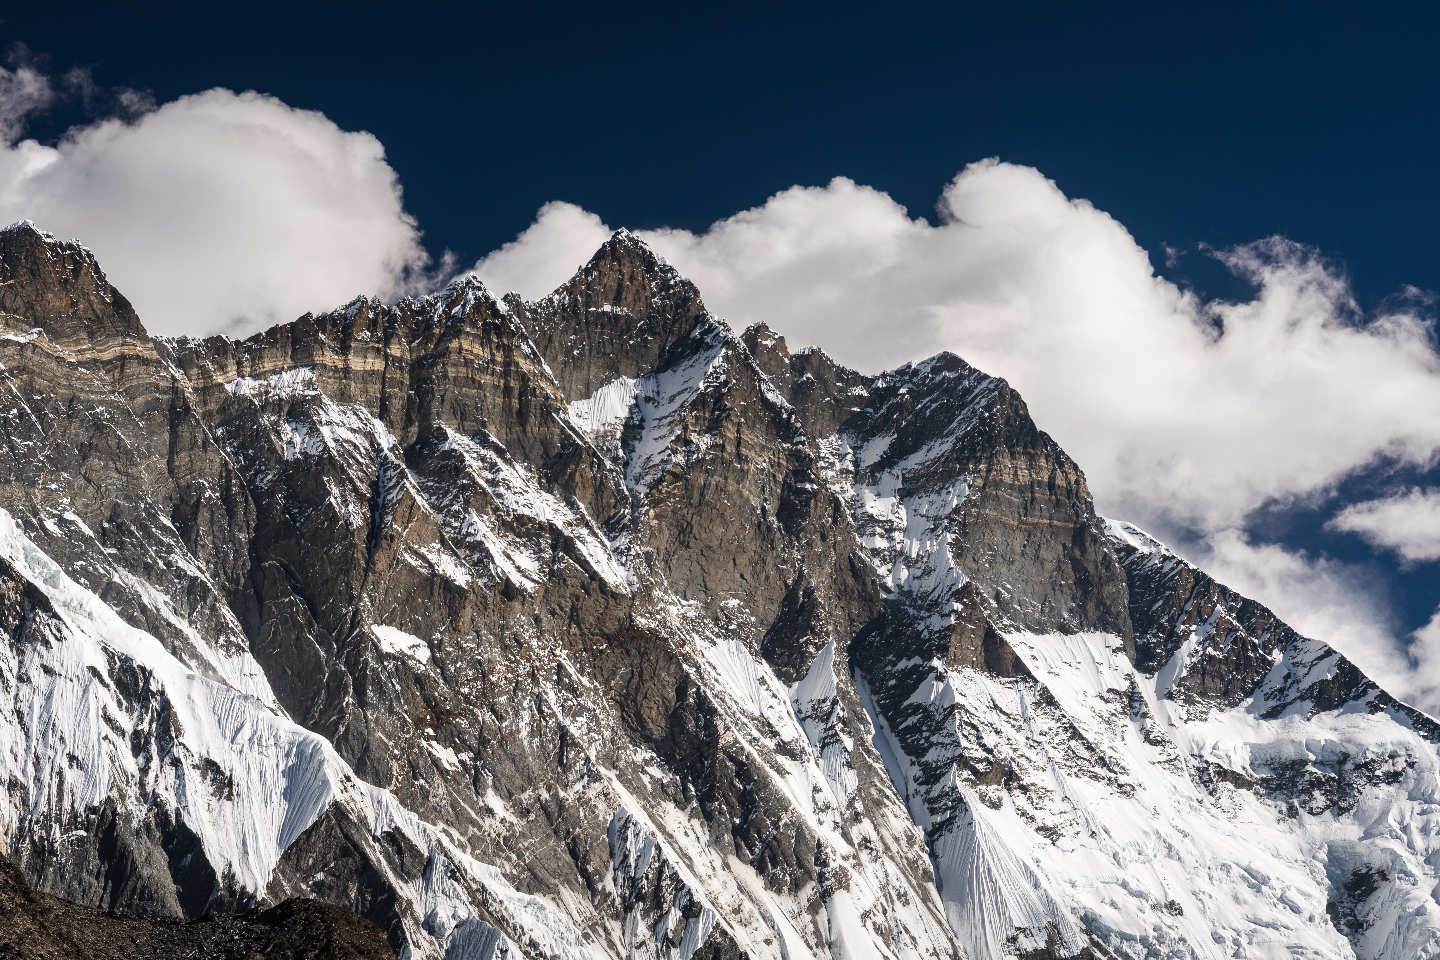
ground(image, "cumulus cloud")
xmin=1411 ymin=608 xmax=1440 ymax=712
xmin=469 ymin=161 xmax=1440 ymax=711
xmin=469 ymin=201 xmax=612 ymax=299
xmin=1327 ymin=488 xmax=1440 ymax=564
xmin=0 ymin=73 xmax=433 ymax=336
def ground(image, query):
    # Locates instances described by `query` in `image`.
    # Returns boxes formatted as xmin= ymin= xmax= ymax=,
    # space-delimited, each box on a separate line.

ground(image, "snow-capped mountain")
xmin=0 ymin=219 xmax=1435 ymax=960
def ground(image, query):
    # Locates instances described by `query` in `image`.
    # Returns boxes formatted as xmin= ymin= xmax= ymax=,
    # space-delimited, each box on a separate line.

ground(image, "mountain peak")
xmin=519 ymin=234 xmax=711 ymax=400
xmin=574 ymin=229 xmax=682 ymax=291
xmin=741 ymin=320 xmax=793 ymax=387
xmin=599 ymin=226 xmax=656 ymax=255
xmin=2 ymin=219 xmax=49 ymax=238
xmin=0 ymin=221 xmax=148 ymax=345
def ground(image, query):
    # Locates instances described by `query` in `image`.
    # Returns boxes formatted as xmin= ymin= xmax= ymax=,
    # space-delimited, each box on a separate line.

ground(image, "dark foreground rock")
xmin=0 ymin=854 xmax=395 ymax=960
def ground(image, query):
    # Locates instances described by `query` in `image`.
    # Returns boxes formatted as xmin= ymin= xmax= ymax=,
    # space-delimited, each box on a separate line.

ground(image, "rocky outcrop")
xmin=1106 ymin=519 xmax=1432 ymax=723
xmin=0 ymin=222 xmax=146 ymax=345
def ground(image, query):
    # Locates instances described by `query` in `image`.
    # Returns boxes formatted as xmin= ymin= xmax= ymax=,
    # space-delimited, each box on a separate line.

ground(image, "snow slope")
xmin=0 ymin=507 xmax=598 ymax=960
xmin=838 ymin=378 xmax=1440 ymax=958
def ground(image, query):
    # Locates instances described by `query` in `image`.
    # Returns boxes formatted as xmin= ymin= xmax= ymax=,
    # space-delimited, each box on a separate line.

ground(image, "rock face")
xmin=0 ymin=218 xmax=1437 ymax=960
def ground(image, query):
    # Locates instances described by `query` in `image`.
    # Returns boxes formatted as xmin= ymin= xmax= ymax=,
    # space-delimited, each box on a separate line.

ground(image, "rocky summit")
xmin=0 ymin=218 xmax=1435 ymax=960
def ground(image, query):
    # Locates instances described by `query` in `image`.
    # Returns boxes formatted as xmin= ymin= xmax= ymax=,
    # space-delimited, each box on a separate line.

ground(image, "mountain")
xmin=0 ymin=219 xmax=1436 ymax=960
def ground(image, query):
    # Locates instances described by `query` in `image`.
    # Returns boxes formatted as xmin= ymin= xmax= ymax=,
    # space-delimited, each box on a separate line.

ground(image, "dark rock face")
xmin=0 ymin=219 xmax=1436 ymax=960
xmin=845 ymin=353 xmax=1131 ymax=642
xmin=518 ymin=231 xmax=709 ymax=400
xmin=0 ymin=222 xmax=146 ymax=344
xmin=1108 ymin=519 xmax=1439 ymax=730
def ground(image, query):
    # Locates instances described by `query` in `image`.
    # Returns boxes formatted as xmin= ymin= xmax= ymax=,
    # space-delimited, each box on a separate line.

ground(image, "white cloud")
xmin=0 ymin=84 xmax=432 ymax=337
xmin=468 ymin=201 xmax=612 ymax=299
xmin=1411 ymin=608 xmax=1440 ymax=713
xmin=470 ymin=160 xmax=1440 ymax=711
xmin=1327 ymin=487 xmax=1440 ymax=564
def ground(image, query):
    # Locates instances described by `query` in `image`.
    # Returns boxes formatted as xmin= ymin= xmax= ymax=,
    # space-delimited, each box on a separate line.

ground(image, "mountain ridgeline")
xmin=0 ymin=220 xmax=1436 ymax=960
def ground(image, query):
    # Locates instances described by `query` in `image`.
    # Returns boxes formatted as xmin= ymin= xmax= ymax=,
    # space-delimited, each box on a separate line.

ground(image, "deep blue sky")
xmin=6 ymin=2 xmax=1438 ymax=310
xmin=4 ymin=2 xmax=1438 ymax=633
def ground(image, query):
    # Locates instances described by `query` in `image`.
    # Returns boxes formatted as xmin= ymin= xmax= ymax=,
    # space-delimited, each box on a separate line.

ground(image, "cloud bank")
xmin=0 ymin=66 xmax=432 ymax=337
xmin=470 ymin=163 xmax=1440 ymax=711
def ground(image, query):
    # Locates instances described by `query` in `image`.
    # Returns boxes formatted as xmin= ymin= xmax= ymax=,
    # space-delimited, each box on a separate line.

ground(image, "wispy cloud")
xmin=0 ymin=57 xmax=53 ymax=143
xmin=1328 ymin=487 xmax=1440 ymax=564
xmin=1411 ymin=609 xmax=1440 ymax=713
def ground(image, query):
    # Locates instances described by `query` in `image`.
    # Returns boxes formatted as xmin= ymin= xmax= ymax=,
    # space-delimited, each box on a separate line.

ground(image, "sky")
xmin=0 ymin=3 xmax=1437 ymax=709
